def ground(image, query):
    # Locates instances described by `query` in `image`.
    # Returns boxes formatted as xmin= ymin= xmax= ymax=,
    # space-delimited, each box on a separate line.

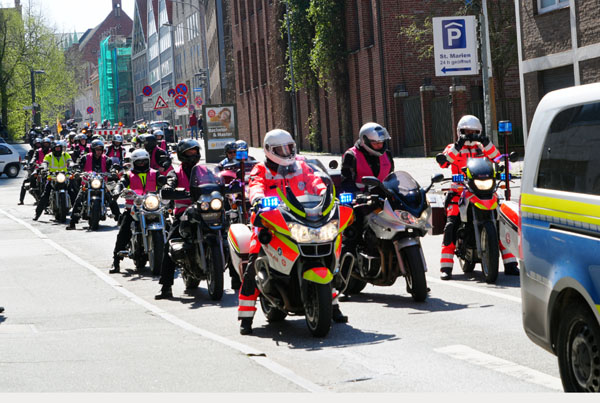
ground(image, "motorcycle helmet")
xmin=358 ymin=122 xmax=390 ymax=157
xmin=90 ymin=139 xmax=104 ymax=152
xmin=224 ymin=141 xmax=237 ymax=158
xmin=177 ymin=139 xmax=201 ymax=165
xmin=52 ymin=140 xmax=66 ymax=157
xmin=154 ymin=130 xmax=164 ymax=139
xmin=33 ymin=137 xmax=42 ymax=148
xmin=235 ymin=140 xmax=248 ymax=152
xmin=112 ymin=134 xmax=123 ymax=147
xmin=41 ymin=137 xmax=51 ymax=150
xmin=456 ymin=115 xmax=482 ymax=140
xmin=47 ymin=134 xmax=55 ymax=141
xmin=42 ymin=126 xmax=51 ymax=135
xmin=143 ymin=134 xmax=157 ymax=152
xmin=78 ymin=134 xmax=88 ymax=144
xmin=263 ymin=129 xmax=296 ymax=167
xmin=130 ymin=149 xmax=150 ymax=173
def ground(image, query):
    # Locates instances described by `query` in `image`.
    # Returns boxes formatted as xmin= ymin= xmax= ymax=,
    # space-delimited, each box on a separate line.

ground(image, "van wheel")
xmin=5 ymin=163 xmax=19 ymax=178
xmin=557 ymin=303 xmax=600 ymax=392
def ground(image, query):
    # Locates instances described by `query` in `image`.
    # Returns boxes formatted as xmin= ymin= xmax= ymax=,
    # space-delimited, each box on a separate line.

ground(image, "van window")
xmin=537 ymin=102 xmax=600 ymax=195
xmin=0 ymin=145 xmax=12 ymax=155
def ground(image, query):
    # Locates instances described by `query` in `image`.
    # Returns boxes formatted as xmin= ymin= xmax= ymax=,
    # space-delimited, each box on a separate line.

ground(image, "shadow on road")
xmin=439 ymin=271 xmax=521 ymax=289
xmin=342 ymin=292 xmax=469 ymax=314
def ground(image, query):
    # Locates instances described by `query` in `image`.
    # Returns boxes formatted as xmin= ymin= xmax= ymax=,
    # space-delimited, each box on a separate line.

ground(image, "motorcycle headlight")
xmin=200 ymin=201 xmax=210 ymax=211
xmin=474 ymin=179 xmax=494 ymax=191
xmin=210 ymin=198 xmax=223 ymax=210
xmin=395 ymin=210 xmax=418 ymax=226
xmin=289 ymin=220 xmax=338 ymax=243
xmin=56 ymin=173 xmax=66 ymax=183
xmin=144 ymin=194 xmax=160 ymax=211
xmin=91 ymin=178 xmax=102 ymax=189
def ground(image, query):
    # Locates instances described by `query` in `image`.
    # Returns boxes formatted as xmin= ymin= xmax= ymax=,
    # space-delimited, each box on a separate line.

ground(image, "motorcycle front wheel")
xmin=480 ymin=221 xmax=499 ymax=284
xmin=304 ymin=282 xmax=332 ymax=338
xmin=89 ymin=199 xmax=101 ymax=231
xmin=206 ymin=243 xmax=224 ymax=301
xmin=134 ymin=235 xmax=147 ymax=271
xmin=403 ymin=245 xmax=428 ymax=302
xmin=149 ymin=231 xmax=165 ymax=276
xmin=56 ymin=193 xmax=68 ymax=223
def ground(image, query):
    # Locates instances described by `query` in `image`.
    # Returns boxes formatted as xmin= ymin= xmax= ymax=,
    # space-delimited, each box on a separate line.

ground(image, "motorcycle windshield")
xmin=276 ymin=160 xmax=334 ymax=221
xmin=190 ymin=165 xmax=220 ymax=187
xmin=383 ymin=171 xmax=424 ymax=216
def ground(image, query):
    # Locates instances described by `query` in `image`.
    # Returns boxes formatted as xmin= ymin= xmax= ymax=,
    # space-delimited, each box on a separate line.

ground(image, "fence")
xmin=402 ymin=96 xmax=423 ymax=149
xmin=431 ymin=96 xmax=453 ymax=151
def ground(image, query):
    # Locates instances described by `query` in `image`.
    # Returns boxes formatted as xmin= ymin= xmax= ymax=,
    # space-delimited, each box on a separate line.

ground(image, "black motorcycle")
xmin=44 ymin=169 xmax=72 ymax=222
xmin=161 ymin=165 xmax=226 ymax=301
xmin=78 ymin=171 xmax=117 ymax=231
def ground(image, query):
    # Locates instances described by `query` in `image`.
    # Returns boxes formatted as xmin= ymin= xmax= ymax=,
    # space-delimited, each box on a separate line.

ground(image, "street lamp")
xmin=30 ymin=69 xmax=46 ymax=127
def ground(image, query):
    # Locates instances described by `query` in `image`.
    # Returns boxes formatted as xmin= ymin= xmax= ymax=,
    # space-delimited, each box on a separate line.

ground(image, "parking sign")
xmin=433 ymin=16 xmax=478 ymax=76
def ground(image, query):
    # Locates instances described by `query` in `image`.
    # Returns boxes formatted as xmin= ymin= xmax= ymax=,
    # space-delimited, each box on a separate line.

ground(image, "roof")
xmin=134 ymin=0 xmax=147 ymax=38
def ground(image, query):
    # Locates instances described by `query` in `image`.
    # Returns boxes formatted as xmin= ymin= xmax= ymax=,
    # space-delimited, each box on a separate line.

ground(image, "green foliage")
xmin=281 ymin=0 xmax=314 ymax=92
xmin=397 ymin=14 xmax=434 ymax=61
xmin=306 ymin=112 xmax=321 ymax=151
xmin=0 ymin=4 xmax=76 ymax=140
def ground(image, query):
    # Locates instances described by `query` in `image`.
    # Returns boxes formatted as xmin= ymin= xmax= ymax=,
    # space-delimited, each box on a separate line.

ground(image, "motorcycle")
xmin=118 ymin=188 xmax=168 ymax=275
xmin=435 ymin=153 xmax=515 ymax=283
xmin=22 ymin=162 xmax=44 ymax=203
xmin=218 ymin=159 xmax=258 ymax=225
xmin=341 ymin=172 xmax=443 ymax=301
xmin=161 ymin=165 xmax=227 ymax=300
xmin=227 ymin=160 xmax=354 ymax=337
xmin=78 ymin=171 xmax=117 ymax=231
xmin=44 ymin=169 xmax=72 ymax=223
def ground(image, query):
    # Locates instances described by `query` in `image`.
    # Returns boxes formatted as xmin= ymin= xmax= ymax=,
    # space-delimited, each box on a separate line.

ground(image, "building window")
xmin=186 ymin=13 xmax=200 ymax=40
xmin=537 ymin=0 xmax=569 ymax=14
xmin=159 ymin=33 xmax=171 ymax=53
xmin=149 ymin=42 xmax=159 ymax=60
xmin=161 ymin=59 xmax=172 ymax=78
xmin=148 ymin=10 xmax=157 ymax=36
xmin=237 ymin=50 xmax=243 ymax=94
xmin=537 ymin=102 xmax=600 ymax=195
xmin=234 ymin=0 xmax=239 ymax=25
xmin=361 ymin=0 xmax=374 ymax=47
xmin=149 ymin=67 xmax=160 ymax=84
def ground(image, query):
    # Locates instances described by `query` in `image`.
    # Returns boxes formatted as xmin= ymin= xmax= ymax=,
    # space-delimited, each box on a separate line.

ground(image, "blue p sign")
xmin=443 ymin=20 xmax=466 ymax=49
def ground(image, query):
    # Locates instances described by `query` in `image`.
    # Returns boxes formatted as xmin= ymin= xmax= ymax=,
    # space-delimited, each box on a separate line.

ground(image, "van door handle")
xmin=550 ymin=223 xmax=600 ymax=240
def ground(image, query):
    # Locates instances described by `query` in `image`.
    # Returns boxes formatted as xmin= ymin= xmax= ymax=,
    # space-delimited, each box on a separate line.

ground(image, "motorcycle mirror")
xmin=431 ymin=173 xmax=444 ymax=183
xmin=328 ymin=160 xmax=339 ymax=170
xmin=435 ymin=153 xmax=447 ymax=165
xmin=361 ymin=176 xmax=381 ymax=188
xmin=157 ymin=175 xmax=168 ymax=187
xmin=509 ymin=151 xmax=518 ymax=162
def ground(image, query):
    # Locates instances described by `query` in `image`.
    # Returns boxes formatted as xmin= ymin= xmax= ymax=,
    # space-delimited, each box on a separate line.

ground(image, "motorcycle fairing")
xmin=302 ymin=267 xmax=333 ymax=284
xmin=339 ymin=205 xmax=354 ymax=233
xmin=260 ymin=208 xmax=291 ymax=236
xmin=264 ymin=231 xmax=300 ymax=275
xmin=335 ymin=234 xmax=342 ymax=259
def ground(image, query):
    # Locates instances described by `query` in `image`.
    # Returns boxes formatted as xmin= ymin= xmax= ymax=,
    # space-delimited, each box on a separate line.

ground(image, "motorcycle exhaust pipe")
xmin=338 ymin=252 xmax=356 ymax=294
xmin=117 ymin=250 xmax=131 ymax=258
xmin=393 ymin=241 xmax=408 ymax=276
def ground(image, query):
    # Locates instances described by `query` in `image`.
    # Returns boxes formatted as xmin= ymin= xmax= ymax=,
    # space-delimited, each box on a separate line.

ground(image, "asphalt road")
xmin=0 ymin=144 xmax=561 ymax=393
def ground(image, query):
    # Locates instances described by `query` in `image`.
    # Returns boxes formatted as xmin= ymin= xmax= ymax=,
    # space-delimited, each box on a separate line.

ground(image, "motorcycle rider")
xmin=217 ymin=140 xmax=256 ymax=171
xmin=154 ymin=130 xmax=168 ymax=151
xmin=18 ymin=137 xmax=43 ymax=205
xmin=143 ymin=133 xmax=173 ymax=174
xmin=340 ymin=122 xmax=395 ymax=280
xmin=237 ymin=129 xmax=346 ymax=335
xmin=106 ymin=134 xmax=126 ymax=166
xmin=66 ymin=131 xmax=77 ymax=150
xmin=66 ymin=140 xmax=121 ymax=230
xmin=154 ymin=139 xmax=202 ymax=300
xmin=71 ymin=134 xmax=90 ymax=163
xmin=437 ymin=115 xmax=519 ymax=280
xmin=33 ymin=140 xmax=75 ymax=221
xmin=109 ymin=149 xmax=161 ymax=273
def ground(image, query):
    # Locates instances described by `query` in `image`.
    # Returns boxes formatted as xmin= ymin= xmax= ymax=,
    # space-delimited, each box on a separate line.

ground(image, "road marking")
xmin=435 ymin=344 xmax=562 ymax=391
xmin=0 ymin=208 xmax=325 ymax=393
xmin=427 ymin=276 xmax=522 ymax=303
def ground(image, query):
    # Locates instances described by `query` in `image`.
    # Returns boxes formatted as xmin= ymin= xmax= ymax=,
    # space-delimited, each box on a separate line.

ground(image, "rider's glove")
xmin=454 ymin=135 xmax=467 ymax=151
xmin=477 ymin=134 xmax=490 ymax=147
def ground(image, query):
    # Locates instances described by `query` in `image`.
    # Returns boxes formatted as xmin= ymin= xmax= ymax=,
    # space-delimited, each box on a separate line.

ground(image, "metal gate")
xmin=403 ymin=96 xmax=423 ymax=148
xmin=432 ymin=96 xmax=453 ymax=151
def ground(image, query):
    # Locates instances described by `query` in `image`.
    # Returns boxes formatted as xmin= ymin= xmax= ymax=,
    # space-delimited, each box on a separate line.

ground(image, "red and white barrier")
xmin=94 ymin=128 xmax=138 ymax=136
xmin=174 ymin=125 xmax=183 ymax=131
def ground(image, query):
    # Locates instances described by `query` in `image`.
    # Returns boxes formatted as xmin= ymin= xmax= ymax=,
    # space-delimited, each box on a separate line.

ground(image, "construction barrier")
xmin=94 ymin=128 xmax=137 ymax=136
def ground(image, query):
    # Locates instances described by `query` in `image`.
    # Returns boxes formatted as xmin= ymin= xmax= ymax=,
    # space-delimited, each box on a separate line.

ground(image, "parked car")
xmin=520 ymin=82 xmax=600 ymax=392
xmin=0 ymin=143 xmax=21 ymax=177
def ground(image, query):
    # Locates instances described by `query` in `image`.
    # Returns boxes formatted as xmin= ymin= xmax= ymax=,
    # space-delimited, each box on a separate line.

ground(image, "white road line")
xmin=435 ymin=344 xmax=563 ymax=391
xmin=0 ymin=208 xmax=325 ymax=393
xmin=427 ymin=276 xmax=522 ymax=303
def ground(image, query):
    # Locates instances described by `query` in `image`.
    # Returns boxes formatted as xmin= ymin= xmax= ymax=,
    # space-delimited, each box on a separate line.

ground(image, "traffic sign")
xmin=168 ymin=88 xmax=176 ymax=97
xmin=87 ymin=106 xmax=94 ymax=114
xmin=433 ymin=16 xmax=478 ymax=76
xmin=195 ymin=96 xmax=203 ymax=107
xmin=174 ymin=95 xmax=187 ymax=107
xmin=143 ymin=86 xmax=153 ymax=96
xmin=176 ymin=83 xmax=188 ymax=95
xmin=189 ymin=105 xmax=195 ymax=112
xmin=156 ymin=110 xmax=162 ymax=116
xmin=154 ymin=95 xmax=169 ymax=109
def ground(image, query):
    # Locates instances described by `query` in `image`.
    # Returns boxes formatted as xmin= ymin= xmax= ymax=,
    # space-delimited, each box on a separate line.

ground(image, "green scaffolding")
xmin=98 ymin=36 xmax=134 ymax=125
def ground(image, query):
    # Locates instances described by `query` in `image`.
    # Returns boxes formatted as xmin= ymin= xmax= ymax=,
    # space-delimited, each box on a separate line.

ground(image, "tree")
xmin=0 ymin=4 xmax=77 ymax=140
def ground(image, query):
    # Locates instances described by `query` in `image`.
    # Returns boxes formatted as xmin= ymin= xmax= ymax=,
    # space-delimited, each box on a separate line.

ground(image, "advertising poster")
xmin=202 ymin=104 xmax=238 ymax=163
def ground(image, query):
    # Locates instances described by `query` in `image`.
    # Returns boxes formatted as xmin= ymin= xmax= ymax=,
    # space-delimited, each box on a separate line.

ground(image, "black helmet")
xmin=41 ymin=137 xmax=51 ymax=149
xmin=52 ymin=140 xmax=65 ymax=157
xmin=177 ymin=139 xmax=201 ymax=165
xmin=224 ymin=141 xmax=236 ymax=155
xmin=42 ymin=126 xmax=51 ymax=135
xmin=90 ymin=139 xmax=104 ymax=151
xmin=143 ymin=134 xmax=157 ymax=152
xmin=34 ymin=137 xmax=42 ymax=146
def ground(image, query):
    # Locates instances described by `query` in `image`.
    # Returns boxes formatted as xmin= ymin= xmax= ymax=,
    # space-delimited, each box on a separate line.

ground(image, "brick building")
xmin=232 ymin=0 xmax=521 ymax=156
xmin=516 ymin=0 xmax=600 ymax=144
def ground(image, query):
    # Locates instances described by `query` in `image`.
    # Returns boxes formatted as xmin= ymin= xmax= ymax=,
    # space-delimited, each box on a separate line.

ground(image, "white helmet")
xmin=263 ymin=129 xmax=296 ymax=166
xmin=457 ymin=115 xmax=482 ymax=136
xmin=154 ymin=129 xmax=164 ymax=138
xmin=358 ymin=122 xmax=390 ymax=156
xmin=130 ymin=149 xmax=150 ymax=172
xmin=112 ymin=134 xmax=123 ymax=143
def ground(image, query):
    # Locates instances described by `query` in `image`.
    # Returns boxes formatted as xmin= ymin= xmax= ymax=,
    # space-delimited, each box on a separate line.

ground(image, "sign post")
xmin=202 ymin=104 xmax=238 ymax=163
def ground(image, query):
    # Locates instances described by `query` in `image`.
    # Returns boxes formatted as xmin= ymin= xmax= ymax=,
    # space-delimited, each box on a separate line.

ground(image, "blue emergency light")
xmin=236 ymin=150 xmax=248 ymax=161
xmin=500 ymin=173 xmax=511 ymax=181
xmin=498 ymin=121 xmax=512 ymax=134
xmin=261 ymin=196 xmax=280 ymax=209
xmin=452 ymin=174 xmax=465 ymax=183
xmin=339 ymin=193 xmax=354 ymax=204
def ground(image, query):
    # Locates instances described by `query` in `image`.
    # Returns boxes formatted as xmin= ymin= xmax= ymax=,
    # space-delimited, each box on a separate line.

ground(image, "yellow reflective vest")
xmin=43 ymin=152 xmax=72 ymax=174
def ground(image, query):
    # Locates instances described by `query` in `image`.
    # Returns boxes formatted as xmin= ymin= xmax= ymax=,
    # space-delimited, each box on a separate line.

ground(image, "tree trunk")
xmin=335 ymin=61 xmax=352 ymax=153
xmin=308 ymin=81 xmax=322 ymax=151
xmin=1 ymin=83 xmax=9 ymax=139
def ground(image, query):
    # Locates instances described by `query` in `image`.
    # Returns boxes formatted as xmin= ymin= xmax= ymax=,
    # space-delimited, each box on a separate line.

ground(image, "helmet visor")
xmin=272 ymin=143 xmax=296 ymax=158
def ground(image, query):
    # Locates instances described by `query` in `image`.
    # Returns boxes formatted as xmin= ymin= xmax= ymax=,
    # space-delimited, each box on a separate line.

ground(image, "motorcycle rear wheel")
xmin=182 ymin=271 xmax=200 ymax=291
xmin=403 ymin=245 xmax=428 ymax=302
xmin=260 ymin=296 xmax=287 ymax=322
xmin=149 ymin=231 xmax=165 ymax=276
xmin=480 ymin=221 xmax=499 ymax=284
xmin=89 ymin=199 xmax=101 ymax=231
xmin=304 ymin=283 xmax=332 ymax=338
xmin=206 ymin=243 xmax=224 ymax=301
xmin=459 ymin=257 xmax=475 ymax=273
xmin=344 ymin=276 xmax=367 ymax=295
